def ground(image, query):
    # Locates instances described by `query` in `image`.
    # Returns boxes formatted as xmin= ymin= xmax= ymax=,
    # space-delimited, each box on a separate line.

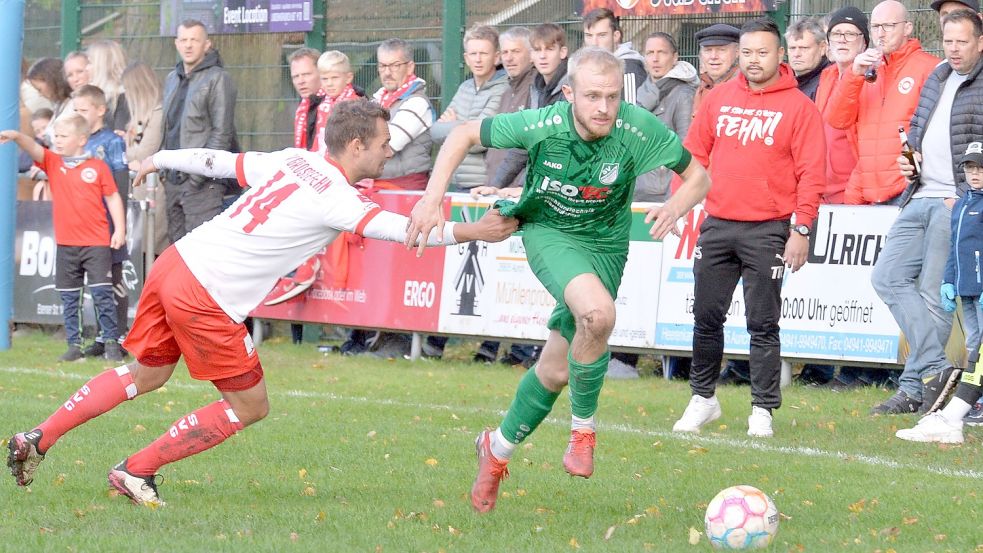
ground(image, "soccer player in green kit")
xmin=406 ymin=47 xmax=711 ymax=513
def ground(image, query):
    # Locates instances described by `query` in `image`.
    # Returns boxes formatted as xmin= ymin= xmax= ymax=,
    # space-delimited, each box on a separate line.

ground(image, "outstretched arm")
xmin=405 ymin=119 xmax=483 ymax=255
xmin=644 ymin=157 xmax=711 ymax=240
xmin=0 ymin=130 xmax=44 ymax=163
xmin=132 ymin=148 xmax=238 ymax=188
xmin=365 ymin=207 xmax=517 ymax=246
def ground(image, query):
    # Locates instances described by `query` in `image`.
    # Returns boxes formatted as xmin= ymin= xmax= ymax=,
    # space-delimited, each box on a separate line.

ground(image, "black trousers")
xmin=690 ymin=217 xmax=788 ymax=409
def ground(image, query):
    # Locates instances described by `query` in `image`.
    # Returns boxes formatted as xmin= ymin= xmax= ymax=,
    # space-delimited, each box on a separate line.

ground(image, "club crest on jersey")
xmin=599 ymin=163 xmax=619 ymax=185
xmin=80 ymin=167 xmax=98 ymax=184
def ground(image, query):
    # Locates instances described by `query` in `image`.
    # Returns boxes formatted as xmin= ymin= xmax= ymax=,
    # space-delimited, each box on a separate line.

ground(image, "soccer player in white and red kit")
xmin=7 ymin=99 xmax=518 ymax=506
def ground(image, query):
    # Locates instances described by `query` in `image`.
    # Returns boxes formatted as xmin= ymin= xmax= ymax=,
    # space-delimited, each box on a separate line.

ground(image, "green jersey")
xmin=480 ymin=101 xmax=690 ymax=252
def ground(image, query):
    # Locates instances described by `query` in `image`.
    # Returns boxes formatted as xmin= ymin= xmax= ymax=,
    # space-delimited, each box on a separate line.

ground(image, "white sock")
xmin=490 ymin=427 xmax=516 ymax=461
xmin=571 ymin=414 xmax=595 ymax=432
xmin=940 ymin=397 xmax=972 ymax=425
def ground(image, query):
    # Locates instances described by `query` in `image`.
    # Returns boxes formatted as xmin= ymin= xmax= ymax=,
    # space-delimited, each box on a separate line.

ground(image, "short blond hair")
xmin=54 ymin=112 xmax=91 ymax=137
xmin=464 ymin=25 xmax=499 ymax=50
xmin=567 ymin=46 xmax=623 ymax=89
xmin=317 ymin=50 xmax=351 ymax=73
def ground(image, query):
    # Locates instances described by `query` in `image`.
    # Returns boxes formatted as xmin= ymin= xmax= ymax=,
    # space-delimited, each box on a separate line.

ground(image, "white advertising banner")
xmin=437 ymin=197 xmax=662 ymax=348
xmin=655 ymin=204 xmax=902 ymax=363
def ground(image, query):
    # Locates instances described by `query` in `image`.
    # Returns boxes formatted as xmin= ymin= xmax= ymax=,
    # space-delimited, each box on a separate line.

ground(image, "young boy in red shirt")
xmin=0 ymin=114 xmax=126 ymax=361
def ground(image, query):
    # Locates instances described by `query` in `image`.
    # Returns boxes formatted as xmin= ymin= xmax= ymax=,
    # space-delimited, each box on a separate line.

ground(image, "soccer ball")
xmin=704 ymin=485 xmax=779 ymax=550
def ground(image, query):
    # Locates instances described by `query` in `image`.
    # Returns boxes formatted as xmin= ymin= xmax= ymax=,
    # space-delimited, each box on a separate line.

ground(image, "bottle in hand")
xmin=899 ymin=126 xmax=920 ymax=177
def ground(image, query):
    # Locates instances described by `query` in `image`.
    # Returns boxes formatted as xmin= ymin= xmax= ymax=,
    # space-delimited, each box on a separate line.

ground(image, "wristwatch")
xmin=792 ymin=224 xmax=810 ymax=237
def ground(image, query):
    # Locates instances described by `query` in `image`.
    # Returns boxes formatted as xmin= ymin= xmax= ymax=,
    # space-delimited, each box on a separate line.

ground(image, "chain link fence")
xmin=22 ymin=1 xmax=949 ymax=154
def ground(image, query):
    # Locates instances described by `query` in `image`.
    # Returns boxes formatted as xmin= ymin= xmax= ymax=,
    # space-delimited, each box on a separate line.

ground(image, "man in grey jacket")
xmin=161 ymin=19 xmax=239 ymax=242
xmin=431 ymin=25 xmax=508 ymax=190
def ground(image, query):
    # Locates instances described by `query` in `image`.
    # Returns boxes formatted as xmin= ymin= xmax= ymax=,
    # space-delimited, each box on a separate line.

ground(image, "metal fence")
xmin=21 ymin=1 xmax=946 ymax=154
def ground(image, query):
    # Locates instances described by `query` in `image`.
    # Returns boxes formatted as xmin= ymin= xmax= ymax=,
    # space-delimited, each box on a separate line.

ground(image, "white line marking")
xmin=3 ymin=366 xmax=980 ymax=480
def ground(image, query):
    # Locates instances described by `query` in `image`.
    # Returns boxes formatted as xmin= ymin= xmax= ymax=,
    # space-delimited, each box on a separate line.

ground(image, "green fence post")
xmin=441 ymin=0 xmax=465 ymax=112
xmin=60 ymin=0 xmax=81 ymax=57
xmin=306 ymin=0 xmax=326 ymax=52
xmin=769 ymin=0 xmax=791 ymax=41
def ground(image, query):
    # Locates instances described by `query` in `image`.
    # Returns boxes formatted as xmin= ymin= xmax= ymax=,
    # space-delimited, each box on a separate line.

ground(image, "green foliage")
xmin=1 ymin=331 xmax=981 ymax=552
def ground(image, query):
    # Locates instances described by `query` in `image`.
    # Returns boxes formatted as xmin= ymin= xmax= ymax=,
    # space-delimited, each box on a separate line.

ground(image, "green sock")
xmin=568 ymin=350 xmax=610 ymax=419
xmin=499 ymin=367 xmax=561 ymax=445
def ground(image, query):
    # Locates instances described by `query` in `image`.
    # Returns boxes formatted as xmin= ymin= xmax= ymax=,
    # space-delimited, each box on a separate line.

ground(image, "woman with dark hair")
xmin=27 ymin=57 xmax=73 ymax=144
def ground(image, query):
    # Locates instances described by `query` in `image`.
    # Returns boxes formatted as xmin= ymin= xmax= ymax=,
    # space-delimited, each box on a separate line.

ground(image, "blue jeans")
xmin=961 ymin=295 xmax=983 ymax=359
xmin=61 ymin=286 xmax=118 ymax=347
xmin=871 ymin=198 xmax=953 ymax=401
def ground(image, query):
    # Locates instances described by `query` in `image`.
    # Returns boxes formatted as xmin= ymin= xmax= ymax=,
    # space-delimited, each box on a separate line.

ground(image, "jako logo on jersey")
xmin=543 ymin=160 xmax=563 ymax=170
xmin=80 ymin=167 xmax=98 ymax=184
xmin=716 ymin=107 xmax=784 ymax=146
xmin=599 ymin=163 xmax=619 ymax=185
xmin=404 ymin=280 xmax=436 ymax=308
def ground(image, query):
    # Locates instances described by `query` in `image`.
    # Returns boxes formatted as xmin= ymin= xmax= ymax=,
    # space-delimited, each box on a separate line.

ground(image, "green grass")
xmin=1 ymin=330 xmax=981 ymax=553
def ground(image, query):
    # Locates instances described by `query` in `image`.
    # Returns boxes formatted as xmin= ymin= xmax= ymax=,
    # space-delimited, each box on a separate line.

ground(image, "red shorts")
xmin=123 ymin=247 xmax=263 ymax=387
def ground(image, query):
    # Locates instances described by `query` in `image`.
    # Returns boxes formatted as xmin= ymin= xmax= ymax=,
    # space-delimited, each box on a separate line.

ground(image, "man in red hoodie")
xmin=824 ymin=0 xmax=939 ymax=205
xmin=672 ymin=18 xmax=825 ymax=439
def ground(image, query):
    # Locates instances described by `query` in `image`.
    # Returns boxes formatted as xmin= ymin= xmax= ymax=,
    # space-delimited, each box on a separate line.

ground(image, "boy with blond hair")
xmin=0 ymin=114 xmax=126 ymax=361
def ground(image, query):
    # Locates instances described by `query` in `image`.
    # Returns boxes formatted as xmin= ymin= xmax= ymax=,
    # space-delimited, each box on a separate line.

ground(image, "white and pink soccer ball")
xmin=704 ymin=485 xmax=779 ymax=550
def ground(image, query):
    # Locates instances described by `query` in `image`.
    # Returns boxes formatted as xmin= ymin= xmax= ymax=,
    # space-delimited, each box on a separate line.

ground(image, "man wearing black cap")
xmin=692 ymin=23 xmax=740 ymax=117
xmin=932 ymin=0 xmax=981 ymax=27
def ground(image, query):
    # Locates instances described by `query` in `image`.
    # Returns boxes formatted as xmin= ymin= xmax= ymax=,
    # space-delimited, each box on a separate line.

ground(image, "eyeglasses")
xmin=377 ymin=61 xmax=410 ymax=71
xmin=829 ymin=31 xmax=863 ymax=42
xmin=870 ymin=21 xmax=905 ymax=33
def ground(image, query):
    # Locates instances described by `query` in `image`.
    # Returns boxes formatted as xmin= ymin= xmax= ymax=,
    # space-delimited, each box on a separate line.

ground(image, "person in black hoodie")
xmin=161 ymin=19 xmax=239 ymax=243
xmin=582 ymin=8 xmax=647 ymax=104
xmin=785 ymin=17 xmax=831 ymax=101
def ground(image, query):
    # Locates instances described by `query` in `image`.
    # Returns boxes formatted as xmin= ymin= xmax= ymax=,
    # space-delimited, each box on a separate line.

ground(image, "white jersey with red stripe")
xmin=174 ymin=148 xmax=381 ymax=322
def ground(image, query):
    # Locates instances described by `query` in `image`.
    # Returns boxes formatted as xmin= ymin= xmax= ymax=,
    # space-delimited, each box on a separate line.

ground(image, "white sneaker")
xmin=747 ymin=406 xmax=774 ymax=438
xmin=895 ymin=412 xmax=964 ymax=444
xmin=672 ymin=394 xmax=722 ymax=433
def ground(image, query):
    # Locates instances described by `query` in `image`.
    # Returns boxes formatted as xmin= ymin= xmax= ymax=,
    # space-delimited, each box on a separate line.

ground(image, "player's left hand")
xmin=132 ymin=156 xmax=159 ymax=189
xmin=644 ymin=204 xmax=682 ymax=240
xmin=110 ymin=229 xmax=126 ymax=250
xmin=474 ymin=209 xmax=519 ymax=242
xmin=783 ymin=233 xmax=809 ymax=272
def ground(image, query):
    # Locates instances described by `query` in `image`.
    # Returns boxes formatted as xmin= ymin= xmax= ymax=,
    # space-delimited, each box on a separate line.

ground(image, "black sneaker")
xmin=919 ymin=367 xmax=962 ymax=414
xmin=58 ymin=345 xmax=84 ymax=362
xmin=965 ymin=402 xmax=983 ymax=426
xmin=103 ymin=340 xmax=124 ymax=362
xmin=870 ymin=390 xmax=921 ymax=415
xmin=82 ymin=341 xmax=105 ymax=357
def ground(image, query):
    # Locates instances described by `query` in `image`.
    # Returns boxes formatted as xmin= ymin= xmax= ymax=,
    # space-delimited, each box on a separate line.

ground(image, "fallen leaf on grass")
xmin=688 ymin=527 xmax=701 ymax=545
xmin=448 ymin=526 xmax=462 ymax=536
xmin=902 ymin=516 xmax=918 ymax=525
xmin=425 ymin=458 xmax=438 ymax=467
xmin=687 ymin=447 xmax=709 ymax=455
xmin=604 ymin=526 xmax=616 ymax=540
xmin=301 ymin=486 xmax=316 ymax=496
xmin=298 ymin=468 xmax=308 ymax=479
xmin=934 ymin=533 xmax=946 ymax=542
xmin=132 ymin=425 xmax=146 ymax=433
xmin=290 ymin=532 xmax=299 ymax=542
xmin=879 ymin=527 xmax=900 ymax=537
xmin=38 ymin=527 xmax=54 ymax=535
xmin=315 ymin=511 xmax=326 ymax=522
xmin=433 ymin=499 xmax=445 ymax=508
xmin=53 ymin=474 xmax=65 ymax=486
xmin=848 ymin=499 xmax=866 ymax=514
xmin=569 ymin=537 xmax=580 ymax=549
xmin=367 ymin=430 xmax=377 ymax=439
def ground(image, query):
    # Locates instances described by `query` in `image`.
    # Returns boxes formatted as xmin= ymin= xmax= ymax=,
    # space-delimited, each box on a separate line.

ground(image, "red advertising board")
xmin=582 ymin=0 xmax=776 ymax=17
xmin=251 ymin=192 xmax=446 ymax=331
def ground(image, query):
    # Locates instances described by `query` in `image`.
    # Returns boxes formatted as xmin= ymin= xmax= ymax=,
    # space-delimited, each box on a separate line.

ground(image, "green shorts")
xmin=522 ymin=224 xmax=628 ymax=343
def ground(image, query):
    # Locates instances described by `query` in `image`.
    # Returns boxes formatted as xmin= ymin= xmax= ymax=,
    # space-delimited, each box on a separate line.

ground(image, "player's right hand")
xmin=0 ymin=129 xmax=18 ymax=143
xmin=406 ymin=197 xmax=445 ymax=257
xmin=131 ymin=156 xmax=159 ymax=189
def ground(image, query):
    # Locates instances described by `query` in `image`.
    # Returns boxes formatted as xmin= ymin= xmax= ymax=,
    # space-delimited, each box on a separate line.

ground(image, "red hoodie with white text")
xmin=685 ymin=63 xmax=826 ymax=227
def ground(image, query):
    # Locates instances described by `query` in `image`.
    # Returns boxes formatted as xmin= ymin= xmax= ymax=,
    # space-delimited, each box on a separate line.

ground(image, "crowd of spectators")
xmin=11 ymin=3 xmax=983 ymax=429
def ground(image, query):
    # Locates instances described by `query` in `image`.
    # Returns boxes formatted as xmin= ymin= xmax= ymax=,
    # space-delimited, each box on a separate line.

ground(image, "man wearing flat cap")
xmin=692 ymin=23 xmax=740 ymax=117
xmin=932 ymin=0 xmax=981 ymax=28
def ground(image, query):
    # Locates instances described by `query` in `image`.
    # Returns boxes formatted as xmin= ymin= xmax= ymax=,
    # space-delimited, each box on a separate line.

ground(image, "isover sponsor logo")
xmin=538 ymin=176 xmax=610 ymax=200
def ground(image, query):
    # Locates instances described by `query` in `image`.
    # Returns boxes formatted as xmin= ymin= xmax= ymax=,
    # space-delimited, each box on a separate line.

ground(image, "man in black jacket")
xmin=786 ymin=16 xmax=831 ymax=101
xmin=582 ymin=7 xmax=647 ymax=104
xmin=162 ymin=19 xmax=239 ymax=242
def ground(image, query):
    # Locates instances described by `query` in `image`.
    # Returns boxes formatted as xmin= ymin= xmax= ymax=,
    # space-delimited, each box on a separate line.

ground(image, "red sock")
xmin=36 ymin=366 xmax=137 ymax=452
xmin=126 ymin=400 xmax=244 ymax=477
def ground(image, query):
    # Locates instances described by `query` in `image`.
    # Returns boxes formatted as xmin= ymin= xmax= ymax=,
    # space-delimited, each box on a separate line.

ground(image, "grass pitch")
xmin=1 ymin=330 xmax=981 ymax=552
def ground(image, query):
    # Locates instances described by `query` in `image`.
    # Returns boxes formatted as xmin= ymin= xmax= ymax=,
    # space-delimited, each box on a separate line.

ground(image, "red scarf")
xmin=293 ymin=90 xmax=325 ymax=149
xmin=377 ymin=74 xmax=418 ymax=109
xmin=313 ymin=84 xmax=358 ymax=154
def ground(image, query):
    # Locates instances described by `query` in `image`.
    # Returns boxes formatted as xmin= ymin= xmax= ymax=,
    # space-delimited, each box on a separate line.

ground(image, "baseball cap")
xmin=695 ymin=24 xmax=740 ymax=48
xmin=960 ymin=141 xmax=983 ymax=167
xmin=931 ymin=0 xmax=980 ymax=13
